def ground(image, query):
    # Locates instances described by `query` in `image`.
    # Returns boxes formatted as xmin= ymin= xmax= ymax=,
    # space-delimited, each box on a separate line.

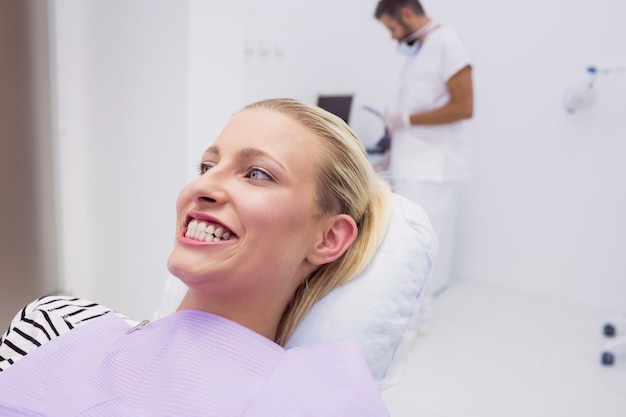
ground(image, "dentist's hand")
xmin=382 ymin=113 xmax=411 ymax=132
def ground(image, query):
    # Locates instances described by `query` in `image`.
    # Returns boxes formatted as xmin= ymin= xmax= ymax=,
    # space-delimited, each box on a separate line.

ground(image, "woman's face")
xmin=167 ymin=108 xmax=325 ymax=309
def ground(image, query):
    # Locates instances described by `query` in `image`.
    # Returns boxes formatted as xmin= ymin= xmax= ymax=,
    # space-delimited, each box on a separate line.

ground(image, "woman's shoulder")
xmin=0 ymin=295 xmax=136 ymax=372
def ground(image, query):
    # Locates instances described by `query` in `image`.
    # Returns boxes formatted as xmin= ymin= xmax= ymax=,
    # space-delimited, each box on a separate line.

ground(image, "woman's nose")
xmin=187 ymin=169 xmax=227 ymax=205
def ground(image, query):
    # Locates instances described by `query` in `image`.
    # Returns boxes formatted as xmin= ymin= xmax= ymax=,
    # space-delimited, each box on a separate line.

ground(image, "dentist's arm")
xmin=410 ymin=65 xmax=473 ymax=125
xmin=383 ymin=65 xmax=474 ymax=130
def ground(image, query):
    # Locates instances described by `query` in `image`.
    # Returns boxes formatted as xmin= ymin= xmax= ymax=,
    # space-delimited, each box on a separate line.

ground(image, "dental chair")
xmin=601 ymin=315 xmax=626 ymax=365
xmin=155 ymin=192 xmax=438 ymax=389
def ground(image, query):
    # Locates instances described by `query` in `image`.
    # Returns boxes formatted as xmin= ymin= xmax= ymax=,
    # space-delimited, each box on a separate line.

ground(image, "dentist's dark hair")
xmin=375 ymin=0 xmax=426 ymax=20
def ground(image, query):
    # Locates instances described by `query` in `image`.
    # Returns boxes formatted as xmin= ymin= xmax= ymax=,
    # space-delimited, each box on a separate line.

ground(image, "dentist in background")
xmin=375 ymin=0 xmax=474 ymax=336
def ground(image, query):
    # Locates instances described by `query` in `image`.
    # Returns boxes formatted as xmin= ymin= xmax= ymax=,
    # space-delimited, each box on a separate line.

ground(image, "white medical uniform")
xmin=390 ymin=24 xmax=472 ymax=327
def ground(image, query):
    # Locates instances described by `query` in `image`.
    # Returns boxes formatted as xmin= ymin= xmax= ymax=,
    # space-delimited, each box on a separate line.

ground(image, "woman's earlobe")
xmin=307 ymin=214 xmax=358 ymax=266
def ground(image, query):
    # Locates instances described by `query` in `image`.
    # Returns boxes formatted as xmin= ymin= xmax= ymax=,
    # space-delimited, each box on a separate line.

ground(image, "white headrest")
xmin=285 ymin=192 xmax=437 ymax=388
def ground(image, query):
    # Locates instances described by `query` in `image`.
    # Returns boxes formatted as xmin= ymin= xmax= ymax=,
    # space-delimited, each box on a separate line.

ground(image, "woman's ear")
xmin=307 ymin=214 xmax=358 ymax=266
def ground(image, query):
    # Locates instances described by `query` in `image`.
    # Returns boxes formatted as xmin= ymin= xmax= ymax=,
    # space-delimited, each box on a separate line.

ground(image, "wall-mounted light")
xmin=564 ymin=65 xmax=626 ymax=114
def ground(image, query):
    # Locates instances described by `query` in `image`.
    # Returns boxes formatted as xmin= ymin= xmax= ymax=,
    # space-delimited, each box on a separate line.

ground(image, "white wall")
xmin=187 ymin=0 xmax=245 ymax=180
xmin=51 ymin=0 xmax=626 ymax=319
xmin=439 ymin=0 xmax=626 ymax=313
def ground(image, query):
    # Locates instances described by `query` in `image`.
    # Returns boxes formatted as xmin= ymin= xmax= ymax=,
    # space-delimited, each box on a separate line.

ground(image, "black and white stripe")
xmin=0 ymin=295 xmax=138 ymax=372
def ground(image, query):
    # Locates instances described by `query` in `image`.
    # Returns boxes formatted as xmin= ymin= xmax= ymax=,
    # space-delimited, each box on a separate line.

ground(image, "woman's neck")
xmin=176 ymin=288 xmax=285 ymax=342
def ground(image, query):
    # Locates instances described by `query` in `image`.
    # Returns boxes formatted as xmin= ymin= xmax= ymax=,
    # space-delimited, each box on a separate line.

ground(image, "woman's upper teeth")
xmin=185 ymin=219 xmax=232 ymax=241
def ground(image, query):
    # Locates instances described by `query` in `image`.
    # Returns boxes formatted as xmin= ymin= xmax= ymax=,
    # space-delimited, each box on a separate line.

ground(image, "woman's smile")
xmin=180 ymin=212 xmax=238 ymax=245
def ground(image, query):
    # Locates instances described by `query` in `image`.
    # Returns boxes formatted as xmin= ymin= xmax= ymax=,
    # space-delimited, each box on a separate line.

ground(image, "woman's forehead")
xmin=212 ymin=109 xmax=318 ymax=155
xmin=206 ymin=108 xmax=324 ymax=180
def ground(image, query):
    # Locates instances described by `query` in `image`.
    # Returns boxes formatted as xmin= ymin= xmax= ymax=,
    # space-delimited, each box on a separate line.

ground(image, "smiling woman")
xmin=0 ymin=98 xmax=392 ymax=416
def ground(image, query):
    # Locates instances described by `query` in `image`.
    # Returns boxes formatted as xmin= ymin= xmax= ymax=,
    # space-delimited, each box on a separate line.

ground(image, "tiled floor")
xmin=381 ymin=280 xmax=626 ymax=417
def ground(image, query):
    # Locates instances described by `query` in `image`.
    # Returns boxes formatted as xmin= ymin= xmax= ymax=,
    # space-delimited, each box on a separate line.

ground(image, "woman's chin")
xmin=166 ymin=252 xmax=200 ymax=282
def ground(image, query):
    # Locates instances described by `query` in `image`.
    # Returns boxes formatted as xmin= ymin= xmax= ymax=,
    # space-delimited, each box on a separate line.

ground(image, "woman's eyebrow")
xmin=203 ymin=145 xmax=286 ymax=171
xmin=239 ymin=147 xmax=285 ymax=170
xmin=204 ymin=145 xmax=219 ymax=156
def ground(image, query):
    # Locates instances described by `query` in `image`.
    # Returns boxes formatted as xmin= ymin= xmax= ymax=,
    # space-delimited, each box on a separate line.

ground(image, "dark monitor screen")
xmin=317 ymin=95 xmax=353 ymax=124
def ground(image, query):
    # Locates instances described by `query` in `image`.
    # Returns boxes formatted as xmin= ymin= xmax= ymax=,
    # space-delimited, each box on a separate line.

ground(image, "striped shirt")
xmin=0 ymin=295 xmax=139 ymax=372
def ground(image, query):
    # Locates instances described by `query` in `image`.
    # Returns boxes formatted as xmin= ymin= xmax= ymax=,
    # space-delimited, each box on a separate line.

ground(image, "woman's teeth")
xmin=185 ymin=219 xmax=232 ymax=242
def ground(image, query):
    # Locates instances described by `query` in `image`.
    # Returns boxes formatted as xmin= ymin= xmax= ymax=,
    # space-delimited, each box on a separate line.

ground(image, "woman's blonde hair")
xmin=242 ymin=98 xmax=392 ymax=345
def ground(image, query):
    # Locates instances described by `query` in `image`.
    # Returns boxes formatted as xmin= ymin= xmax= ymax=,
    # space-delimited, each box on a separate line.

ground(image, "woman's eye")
xmin=197 ymin=163 xmax=212 ymax=175
xmin=247 ymin=168 xmax=272 ymax=181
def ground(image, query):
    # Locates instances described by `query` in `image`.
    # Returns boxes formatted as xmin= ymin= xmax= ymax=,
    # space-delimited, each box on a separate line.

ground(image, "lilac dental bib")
xmin=0 ymin=310 xmax=388 ymax=416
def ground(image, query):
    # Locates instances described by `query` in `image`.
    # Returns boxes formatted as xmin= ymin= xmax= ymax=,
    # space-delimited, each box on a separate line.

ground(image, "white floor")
xmin=381 ymin=280 xmax=626 ymax=417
